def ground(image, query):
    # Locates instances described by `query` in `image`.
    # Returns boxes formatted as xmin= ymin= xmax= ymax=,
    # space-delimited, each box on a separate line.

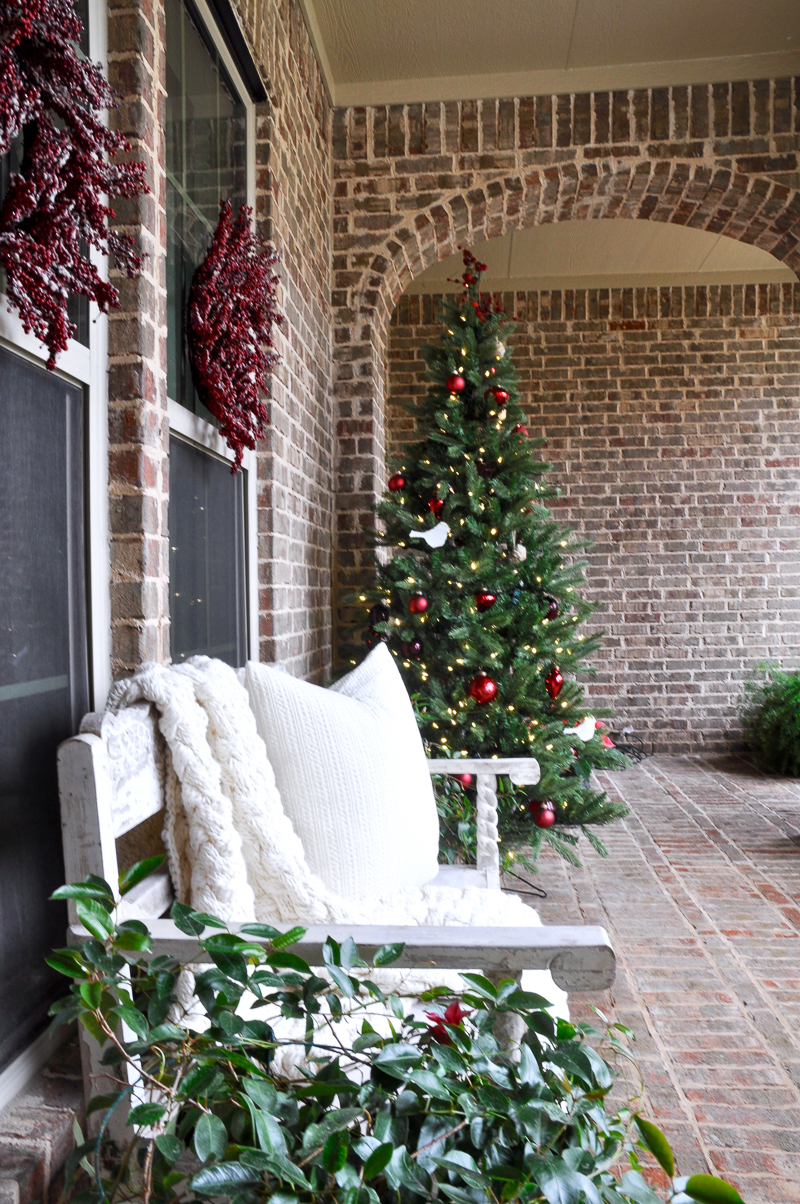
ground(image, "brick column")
xmin=106 ymin=0 xmax=170 ymax=677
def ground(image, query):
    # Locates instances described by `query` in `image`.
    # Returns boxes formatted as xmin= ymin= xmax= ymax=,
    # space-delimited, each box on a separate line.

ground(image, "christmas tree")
xmin=356 ymin=249 xmax=628 ymax=867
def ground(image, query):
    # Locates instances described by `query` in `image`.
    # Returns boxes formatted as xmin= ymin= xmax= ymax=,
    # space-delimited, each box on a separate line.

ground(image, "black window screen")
xmin=169 ymin=435 xmax=247 ymax=667
xmin=0 ymin=346 xmax=89 ymax=1074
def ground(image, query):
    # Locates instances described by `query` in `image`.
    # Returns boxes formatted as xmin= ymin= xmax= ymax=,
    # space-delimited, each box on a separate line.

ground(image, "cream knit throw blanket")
xmin=106 ymin=658 xmax=567 ymax=1015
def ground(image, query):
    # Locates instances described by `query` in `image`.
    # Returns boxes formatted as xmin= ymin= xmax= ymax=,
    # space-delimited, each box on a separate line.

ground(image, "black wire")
xmin=502 ymin=867 xmax=547 ymax=899
xmin=608 ymin=732 xmax=647 ymax=762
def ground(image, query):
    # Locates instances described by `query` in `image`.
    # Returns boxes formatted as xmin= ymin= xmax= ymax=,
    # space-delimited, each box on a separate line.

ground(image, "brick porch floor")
xmin=529 ymin=755 xmax=800 ymax=1204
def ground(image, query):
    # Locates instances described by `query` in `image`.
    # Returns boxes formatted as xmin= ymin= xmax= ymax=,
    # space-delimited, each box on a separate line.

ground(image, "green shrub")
xmin=739 ymin=661 xmax=800 ymax=776
xmin=49 ymin=862 xmax=744 ymax=1204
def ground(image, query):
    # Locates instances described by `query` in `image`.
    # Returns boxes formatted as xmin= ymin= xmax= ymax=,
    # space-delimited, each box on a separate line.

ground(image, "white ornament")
xmin=495 ymin=340 xmax=506 ymax=359
xmin=409 ymin=522 xmax=450 ymax=549
xmin=570 ymin=715 xmax=596 ymax=743
xmin=512 ymin=543 xmax=527 ymax=562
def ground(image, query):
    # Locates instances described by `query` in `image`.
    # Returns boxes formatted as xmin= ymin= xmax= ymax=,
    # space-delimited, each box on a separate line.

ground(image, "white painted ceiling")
xmin=404 ymin=221 xmax=796 ymax=293
xmin=300 ymin=0 xmax=800 ymax=105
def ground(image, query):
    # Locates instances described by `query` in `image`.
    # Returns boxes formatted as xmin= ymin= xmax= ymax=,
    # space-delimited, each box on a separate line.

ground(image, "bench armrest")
xmin=426 ymin=758 xmax=540 ymax=890
xmin=70 ymin=918 xmax=615 ymax=993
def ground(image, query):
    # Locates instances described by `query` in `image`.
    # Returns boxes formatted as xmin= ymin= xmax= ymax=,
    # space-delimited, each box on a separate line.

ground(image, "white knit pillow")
xmin=245 ymin=644 xmax=440 ymax=901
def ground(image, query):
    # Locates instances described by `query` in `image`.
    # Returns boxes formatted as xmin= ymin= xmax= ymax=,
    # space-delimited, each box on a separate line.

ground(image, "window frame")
xmin=0 ymin=0 xmax=109 ymax=1112
xmin=166 ymin=0 xmax=259 ymax=664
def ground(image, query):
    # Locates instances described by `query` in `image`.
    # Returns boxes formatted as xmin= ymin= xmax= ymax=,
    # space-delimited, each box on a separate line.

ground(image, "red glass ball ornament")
xmin=475 ymin=591 xmax=497 ymax=613
xmin=545 ymin=596 xmax=559 ymax=621
xmin=446 ymin=373 xmax=466 ymax=393
xmin=402 ymin=639 xmax=424 ymax=659
xmin=513 ymin=423 xmax=529 ymax=437
xmin=468 ymin=674 xmax=498 ymax=705
xmin=388 ymin=473 xmax=406 ymax=492
xmin=475 ymin=459 xmax=493 ymax=480
xmin=545 ymin=666 xmax=564 ymax=700
xmin=484 ymin=386 xmax=508 ymax=403
xmin=429 ymin=496 xmax=444 ymax=518
xmin=369 ymin=602 xmax=390 ymax=626
xmin=456 ymin=772 xmax=473 ymax=787
xmin=409 ymin=594 xmax=429 ymax=615
xmin=530 ymin=801 xmax=556 ymax=829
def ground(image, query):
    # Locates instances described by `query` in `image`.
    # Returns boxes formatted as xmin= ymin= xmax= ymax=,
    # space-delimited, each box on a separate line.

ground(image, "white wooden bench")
xmin=57 ymin=700 xmax=615 ymax=1110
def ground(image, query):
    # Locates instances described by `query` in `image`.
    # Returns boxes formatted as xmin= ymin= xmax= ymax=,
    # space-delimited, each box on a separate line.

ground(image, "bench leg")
xmin=485 ymin=969 xmax=525 ymax=1051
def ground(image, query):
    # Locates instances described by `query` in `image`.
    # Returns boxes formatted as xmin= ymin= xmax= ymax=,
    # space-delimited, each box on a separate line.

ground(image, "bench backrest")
xmin=58 ymin=703 xmax=174 ymax=922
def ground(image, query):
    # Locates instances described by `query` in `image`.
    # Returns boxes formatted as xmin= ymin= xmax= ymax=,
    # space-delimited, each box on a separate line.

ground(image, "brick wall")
xmin=107 ymin=0 xmax=334 ymax=682
xmin=331 ymin=81 xmax=800 ymax=657
xmin=107 ymin=0 xmax=170 ymax=676
xmin=236 ymin=0 xmax=334 ymax=679
xmin=388 ymin=284 xmax=800 ymax=752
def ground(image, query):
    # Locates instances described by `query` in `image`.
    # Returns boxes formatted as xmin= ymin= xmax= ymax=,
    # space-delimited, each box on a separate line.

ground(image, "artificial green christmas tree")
xmin=356 ymin=249 xmax=628 ymax=866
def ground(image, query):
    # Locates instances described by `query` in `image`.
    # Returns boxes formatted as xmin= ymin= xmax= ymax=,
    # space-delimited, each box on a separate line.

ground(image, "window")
xmin=165 ymin=0 xmax=256 ymax=666
xmin=166 ymin=0 xmax=248 ymax=418
xmin=169 ymin=435 xmax=247 ymax=666
xmin=0 ymin=347 xmax=89 ymax=1076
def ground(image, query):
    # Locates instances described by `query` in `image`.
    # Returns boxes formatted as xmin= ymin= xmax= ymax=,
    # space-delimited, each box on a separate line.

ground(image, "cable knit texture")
xmin=246 ymin=644 xmax=440 ymax=899
xmin=106 ymin=657 xmax=568 ymax=1017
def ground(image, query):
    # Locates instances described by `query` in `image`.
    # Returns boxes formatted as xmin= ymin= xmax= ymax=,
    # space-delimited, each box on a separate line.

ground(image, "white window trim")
xmin=167 ymin=0 xmax=259 ymax=664
xmin=0 ymin=0 xmax=111 ymax=1114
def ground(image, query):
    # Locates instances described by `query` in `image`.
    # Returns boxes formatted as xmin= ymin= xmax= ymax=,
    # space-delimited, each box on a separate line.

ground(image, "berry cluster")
xmin=0 ymin=0 xmax=147 ymax=367
xmin=187 ymin=201 xmax=284 ymax=471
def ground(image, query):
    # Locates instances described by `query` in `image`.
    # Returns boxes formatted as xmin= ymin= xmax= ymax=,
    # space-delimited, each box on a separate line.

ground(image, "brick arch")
xmin=331 ymin=148 xmax=800 ymax=646
xmin=375 ymin=160 xmax=800 ymax=316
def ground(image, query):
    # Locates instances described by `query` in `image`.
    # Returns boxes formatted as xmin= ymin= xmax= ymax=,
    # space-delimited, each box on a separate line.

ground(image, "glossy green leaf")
xmin=407 ymin=1069 xmax=454 ymax=1100
xmin=363 ymin=1142 xmax=393 ymax=1179
xmin=373 ymin=942 xmax=404 ymax=967
xmin=240 ymin=923 xmax=282 ymax=940
xmin=129 ymin=1101 xmax=167 ymax=1127
xmin=268 ymin=951 xmax=311 ymax=974
xmin=270 ymin=925 xmax=307 ymax=949
xmin=194 ymin=1112 xmax=228 ymax=1162
xmin=458 ymin=973 xmax=498 ymax=1000
xmin=243 ymin=1079 xmax=278 ymax=1114
xmin=114 ymin=1004 xmax=149 ymax=1039
xmin=45 ymin=950 xmax=86 ymax=977
xmin=155 ymin=1133 xmax=184 ymax=1163
xmin=171 ymin=901 xmax=207 ymax=936
xmin=326 ymin=963 xmax=355 ymax=997
xmin=75 ymin=899 xmax=114 ymax=940
xmin=51 ymin=883 xmax=115 ymax=903
xmin=79 ymin=981 xmax=103 ymax=1010
xmin=634 ymin=1116 xmax=675 ymax=1179
xmin=684 ymin=1174 xmax=746 ymax=1204
xmin=191 ymin=1163 xmax=262 ymax=1193
xmin=118 ymin=855 xmax=166 ymax=896
xmin=322 ymin=1129 xmax=349 ymax=1173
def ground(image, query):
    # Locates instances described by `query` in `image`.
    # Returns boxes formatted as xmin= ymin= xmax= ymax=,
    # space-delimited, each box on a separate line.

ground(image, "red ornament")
xmin=485 ymin=386 xmax=508 ymax=404
xmin=409 ymin=594 xmax=428 ymax=615
xmin=402 ymin=639 xmax=424 ymax=659
xmin=446 ymin=373 xmax=466 ymax=393
xmin=545 ymin=596 xmax=560 ymax=621
xmin=475 ymin=591 xmax=497 ymax=613
xmin=369 ymin=603 xmax=390 ymax=626
xmin=468 ymin=674 xmax=498 ymax=705
xmin=388 ymin=473 xmax=406 ymax=492
xmin=530 ymin=801 xmax=556 ymax=829
xmin=0 ymin=0 xmax=148 ymax=368
xmin=188 ymin=201 xmax=283 ymax=471
xmin=545 ymin=666 xmax=564 ymax=699
xmin=513 ymin=423 xmax=529 ymax=437
xmin=455 ymin=772 xmax=473 ymax=787
xmin=429 ymin=496 xmax=444 ymax=518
